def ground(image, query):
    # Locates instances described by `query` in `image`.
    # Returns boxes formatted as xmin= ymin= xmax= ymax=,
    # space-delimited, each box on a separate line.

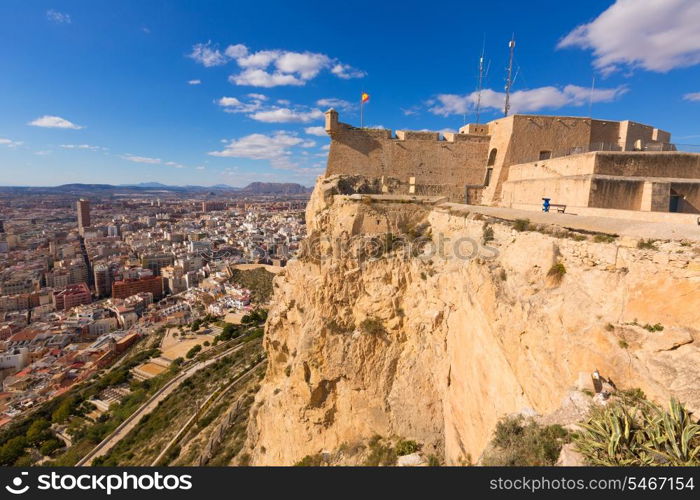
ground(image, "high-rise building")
xmin=77 ymin=199 xmax=91 ymax=230
xmin=0 ymin=219 xmax=4 ymax=233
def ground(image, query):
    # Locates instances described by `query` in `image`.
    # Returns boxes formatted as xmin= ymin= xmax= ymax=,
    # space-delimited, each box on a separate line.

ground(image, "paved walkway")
xmin=440 ymin=203 xmax=700 ymax=242
xmin=77 ymin=342 xmax=249 ymax=466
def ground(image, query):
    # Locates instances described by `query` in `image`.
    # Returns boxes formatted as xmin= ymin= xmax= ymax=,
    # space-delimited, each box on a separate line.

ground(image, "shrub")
xmin=513 ymin=219 xmax=531 ymax=232
xmin=481 ymin=415 xmax=569 ymax=466
xmin=637 ymin=239 xmax=657 ymax=250
xmin=547 ymin=261 xmax=567 ymax=284
xmin=185 ymin=345 xmax=202 ymax=359
xmin=364 ymin=436 xmax=397 ymax=466
xmin=294 ymin=453 xmax=324 ymax=466
xmin=643 ymin=323 xmax=664 ymax=332
xmin=395 ymin=439 xmax=419 ymax=456
xmin=482 ymin=223 xmax=495 ymax=244
xmin=360 ymin=318 xmax=385 ymax=336
xmin=594 ymin=234 xmax=617 ymax=244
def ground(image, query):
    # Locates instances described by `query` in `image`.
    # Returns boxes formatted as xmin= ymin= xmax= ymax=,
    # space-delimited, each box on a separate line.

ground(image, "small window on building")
xmin=484 ymin=167 xmax=493 ymax=187
xmin=539 ymin=150 xmax=552 ymax=160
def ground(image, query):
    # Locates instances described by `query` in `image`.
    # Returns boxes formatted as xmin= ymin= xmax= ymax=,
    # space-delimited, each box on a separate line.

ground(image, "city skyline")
xmin=1 ymin=0 xmax=700 ymax=187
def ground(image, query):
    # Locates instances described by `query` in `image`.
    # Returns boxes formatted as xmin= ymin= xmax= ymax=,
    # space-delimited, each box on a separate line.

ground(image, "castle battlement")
xmin=323 ymin=109 xmax=700 ymax=218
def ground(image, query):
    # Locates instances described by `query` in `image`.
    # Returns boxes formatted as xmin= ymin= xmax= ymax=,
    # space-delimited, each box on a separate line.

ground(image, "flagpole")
xmin=360 ymin=93 xmax=364 ymax=128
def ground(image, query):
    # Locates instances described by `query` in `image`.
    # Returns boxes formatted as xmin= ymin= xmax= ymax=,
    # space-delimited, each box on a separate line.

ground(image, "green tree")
xmin=40 ymin=439 xmax=62 ymax=456
xmin=26 ymin=418 xmax=51 ymax=443
xmin=186 ymin=345 xmax=202 ymax=359
xmin=0 ymin=436 xmax=27 ymax=466
xmin=52 ymin=397 xmax=75 ymax=424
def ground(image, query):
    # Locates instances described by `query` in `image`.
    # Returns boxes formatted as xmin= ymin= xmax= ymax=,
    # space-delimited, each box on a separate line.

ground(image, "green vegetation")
xmin=482 ymin=223 xmax=495 ymax=244
xmin=643 ymin=323 xmax=664 ymax=332
xmin=364 ymin=435 xmax=397 ymax=466
xmin=594 ymin=234 xmax=617 ymax=244
xmin=513 ymin=219 xmax=531 ymax=232
xmin=98 ymin=344 xmax=264 ymax=466
xmin=230 ymin=268 xmax=275 ymax=303
xmin=242 ymin=309 xmax=268 ymax=324
xmin=359 ymin=317 xmax=385 ymax=336
xmin=637 ymin=239 xmax=658 ymax=250
xmin=395 ymin=439 xmax=419 ymax=456
xmin=574 ymin=394 xmax=700 ymax=466
xmin=481 ymin=415 xmax=570 ymax=466
xmin=185 ymin=345 xmax=202 ymax=359
xmin=547 ymin=261 xmax=567 ymax=284
xmin=294 ymin=453 xmax=324 ymax=466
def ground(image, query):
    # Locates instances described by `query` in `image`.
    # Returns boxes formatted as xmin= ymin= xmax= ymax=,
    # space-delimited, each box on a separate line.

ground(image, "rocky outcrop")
xmin=244 ymin=175 xmax=700 ymax=465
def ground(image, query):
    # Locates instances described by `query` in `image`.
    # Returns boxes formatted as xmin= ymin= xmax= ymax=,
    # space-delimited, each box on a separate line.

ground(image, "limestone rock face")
xmin=244 ymin=176 xmax=700 ymax=465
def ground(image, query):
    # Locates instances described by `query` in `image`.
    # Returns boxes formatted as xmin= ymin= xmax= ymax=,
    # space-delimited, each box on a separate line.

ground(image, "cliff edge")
xmin=244 ymin=175 xmax=700 ymax=465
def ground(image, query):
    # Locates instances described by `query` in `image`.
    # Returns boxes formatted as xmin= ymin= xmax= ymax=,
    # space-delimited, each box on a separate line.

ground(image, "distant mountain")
xmin=120 ymin=182 xmax=170 ymax=188
xmin=240 ymin=182 xmax=311 ymax=194
xmin=0 ymin=181 xmax=310 ymax=195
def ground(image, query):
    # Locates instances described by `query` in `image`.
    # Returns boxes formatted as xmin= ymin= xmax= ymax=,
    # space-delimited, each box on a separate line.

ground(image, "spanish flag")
xmin=361 ymin=92 xmax=370 ymax=103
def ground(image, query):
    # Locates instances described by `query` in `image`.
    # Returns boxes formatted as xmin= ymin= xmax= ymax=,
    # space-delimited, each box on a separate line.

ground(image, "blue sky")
xmin=1 ymin=0 xmax=699 ymax=187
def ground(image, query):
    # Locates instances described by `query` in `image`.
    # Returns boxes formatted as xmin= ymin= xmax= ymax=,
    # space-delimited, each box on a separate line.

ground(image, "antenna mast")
xmin=504 ymin=34 xmax=515 ymax=117
xmin=475 ymin=43 xmax=486 ymax=124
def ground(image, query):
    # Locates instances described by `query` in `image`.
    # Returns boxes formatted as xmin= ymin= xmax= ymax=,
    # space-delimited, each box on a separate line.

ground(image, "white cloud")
xmin=429 ymin=84 xmax=627 ymax=116
xmin=217 ymin=96 xmax=264 ymax=113
xmin=34 ymin=150 xmax=52 ymax=156
xmin=224 ymin=44 xmax=248 ymax=59
xmin=218 ymin=43 xmax=365 ymax=87
xmin=46 ymin=10 xmax=71 ymax=24
xmin=28 ymin=115 xmax=83 ymax=129
xmin=684 ymin=92 xmax=700 ymax=102
xmin=229 ymin=69 xmax=304 ymax=87
xmin=217 ymin=95 xmax=323 ymax=123
xmin=0 ymin=138 xmax=23 ymax=148
xmin=208 ymin=131 xmax=307 ymax=170
xmin=275 ymin=52 xmax=330 ymax=79
xmin=330 ymin=63 xmax=366 ymax=79
xmin=304 ymin=126 xmax=327 ymax=136
xmin=250 ymin=108 xmax=323 ymax=123
xmin=188 ymin=41 xmax=228 ymax=67
xmin=60 ymin=144 xmax=103 ymax=151
xmin=121 ymin=154 xmax=162 ymax=164
xmin=558 ymin=0 xmax=700 ymax=74
xmin=316 ymin=98 xmax=354 ymax=112
xmin=196 ymin=166 xmax=206 ymax=170
xmin=188 ymin=79 xmax=202 ymax=85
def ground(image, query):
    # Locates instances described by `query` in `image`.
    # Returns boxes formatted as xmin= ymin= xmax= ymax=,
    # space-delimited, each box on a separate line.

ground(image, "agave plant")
xmin=574 ymin=395 xmax=700 ymax=466
xmin=639 ymin=398 xmax=700 ymax=466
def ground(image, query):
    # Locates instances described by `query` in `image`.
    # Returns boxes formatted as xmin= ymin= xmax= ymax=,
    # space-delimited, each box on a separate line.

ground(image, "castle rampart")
xmin=323 ymin=108 xmax=700 ymax=218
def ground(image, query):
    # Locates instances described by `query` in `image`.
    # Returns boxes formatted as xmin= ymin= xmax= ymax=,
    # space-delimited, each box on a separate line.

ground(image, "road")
xmin=77 ymin=340 xmax=254 ymax=466
xmin=150 ymin=359 xmax=265 ymax=466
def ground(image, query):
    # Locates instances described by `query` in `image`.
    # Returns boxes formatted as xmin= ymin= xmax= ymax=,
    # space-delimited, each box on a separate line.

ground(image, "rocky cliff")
xmin=244 ymin=175 xmax=700 ymax=465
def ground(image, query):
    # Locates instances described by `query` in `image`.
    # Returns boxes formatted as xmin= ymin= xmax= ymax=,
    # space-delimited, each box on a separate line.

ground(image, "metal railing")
xmin=520 ymin=142 xmax=678 ymax=164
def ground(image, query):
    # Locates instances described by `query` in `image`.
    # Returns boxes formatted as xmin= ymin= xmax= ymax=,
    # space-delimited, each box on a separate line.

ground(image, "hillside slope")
xmin=244 ymin=175 xmax=700 ymax=465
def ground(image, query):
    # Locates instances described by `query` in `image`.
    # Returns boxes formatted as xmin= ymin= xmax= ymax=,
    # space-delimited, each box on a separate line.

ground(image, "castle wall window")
xmin=487 ymin=148 xmax=497 ymax=166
